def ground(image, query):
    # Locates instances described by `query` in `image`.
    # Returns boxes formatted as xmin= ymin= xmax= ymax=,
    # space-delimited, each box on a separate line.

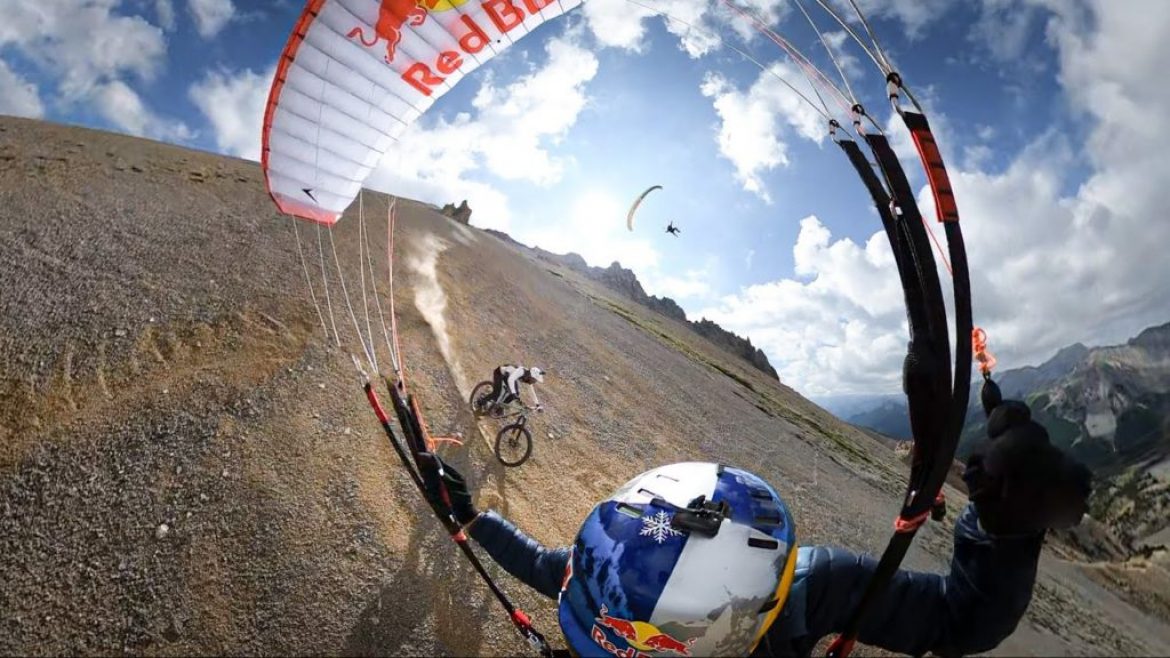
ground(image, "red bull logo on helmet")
xmin=593 ymin=605 xmax=696 ymax=658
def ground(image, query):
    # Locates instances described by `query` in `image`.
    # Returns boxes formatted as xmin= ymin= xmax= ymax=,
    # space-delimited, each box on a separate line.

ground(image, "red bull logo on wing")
xmin=593 ymin=605 xmax=696 ymax=658
xmin=347 ymin=0 xmax=557 ymax=95
xmin=347 ymin=0 xmax=433 ymax=64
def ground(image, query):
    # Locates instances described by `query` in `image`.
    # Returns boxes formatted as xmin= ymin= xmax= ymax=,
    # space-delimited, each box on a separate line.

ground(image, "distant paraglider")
xmin=665 ymin=222 xmax=681 ymax=236
xmin=626 ymin=185 xmax=663 ymax=231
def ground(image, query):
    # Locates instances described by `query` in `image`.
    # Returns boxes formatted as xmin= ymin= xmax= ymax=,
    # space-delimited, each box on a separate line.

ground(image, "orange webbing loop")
xmin=409 ymin=395 xmax=465 ymax=451
xmin=894 ymin=509 xmax=931 ymax=533
xmin=972 ymin=327 xmax=996 ymax=376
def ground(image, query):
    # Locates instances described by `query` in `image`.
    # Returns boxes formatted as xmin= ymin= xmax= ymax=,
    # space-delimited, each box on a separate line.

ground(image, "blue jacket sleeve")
xmin=467 ymin=510 xmax=571 ymax=600
xmin=785 ymin=503 xmax=1042 ymax=657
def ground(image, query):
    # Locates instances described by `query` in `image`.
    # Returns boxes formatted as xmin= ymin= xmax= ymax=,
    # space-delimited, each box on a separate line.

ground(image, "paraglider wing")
xmin=626 ymin=184 xmax=663 ymax=231
xmin=262 ymin=0 xmax=583 ymax=225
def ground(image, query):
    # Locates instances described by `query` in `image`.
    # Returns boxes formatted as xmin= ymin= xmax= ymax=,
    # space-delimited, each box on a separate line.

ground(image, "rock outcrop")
xmin=440 ymin=199 xmax=472 ymax=224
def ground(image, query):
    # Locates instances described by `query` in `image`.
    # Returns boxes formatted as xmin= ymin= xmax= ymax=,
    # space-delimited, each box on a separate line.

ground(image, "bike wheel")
xmin=469 ymin=380 xmax=494 ymax=416
xmin=494 ymin=424 xmax=533 ymax=467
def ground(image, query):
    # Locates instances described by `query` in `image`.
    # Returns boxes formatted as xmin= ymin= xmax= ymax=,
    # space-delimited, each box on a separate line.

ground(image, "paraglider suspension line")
xmin=291 ymin=216 xmax=329 ymax=341
xmin=315 ymin=222 xmax=341 ymax=346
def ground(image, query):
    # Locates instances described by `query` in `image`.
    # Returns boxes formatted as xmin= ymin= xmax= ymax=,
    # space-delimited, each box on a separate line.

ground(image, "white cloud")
xmin=93 ymin=79 xmax=192 ymax=139
xmin=581 ymin=0 xmax=657 ymax=53
xmin=962 ymin=143 xmax=993 ymax=170
xmin=0 ymin=0 xmax=167 ymax=99
xmin=0 ymin=1 xmax=189 ymax=139
xmin=156 ymin=0 xmax=177 ymax=31
xmin=575 ymin=0 xmax=956 ymax=211
xmin=368 ymin=36 xmax=600 ymax=229
xmin=369 ymin=165 xmax=514 ymax=231
xmin=581 ymin=0 xmax=726 ymax=57
xmin=699 ymin=216 xmax=904 ymax=396
xmin=704 ymin=0 xmax=1170 ymax=396
xmin=466 ymin=38 xmax=598 ymax=184
xmin=0 ymin=60 xmax=45 ymax=118
xmin=516 ymin=192 xmax=718 ymax=307
xmin=719 ymin=0 xmax=790 ymax=47
xmin=187 ymin=0 xmax=236 ymax=39
xmin=188 ymin=65 xmax=273 ymax=160
xmin=969 ymin=0 xmax=1040 ymax=63
xmin=520 ymin=189 xmax=662 ymax=272
xmin=840 ymin=0 xmax=955 ymax=40
xmin=645 ymin=268 xmax=714 ymax=301
xmin=699 ymin=60 xmax=827 ymax=202
xmin=954 ymin=0 xmax=1170 ymax=361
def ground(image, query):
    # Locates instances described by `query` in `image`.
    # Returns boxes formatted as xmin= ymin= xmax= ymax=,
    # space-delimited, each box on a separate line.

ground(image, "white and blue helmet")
xmin=558 ymin=462 xmax=798 ymax=657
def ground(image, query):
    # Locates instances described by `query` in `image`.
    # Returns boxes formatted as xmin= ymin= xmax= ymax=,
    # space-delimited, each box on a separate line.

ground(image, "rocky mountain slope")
xmin=484 ymin=229 xmax=779 ymax=380
xmin=835 ymin=321 xmax=1170 ymax=559
xmin=848 ymin=400 xmax=913 ymax=441
xmin=2 ymin=116 xmax=1169 ymax=656
xmin=842 ymin=322 xmax=1170 ymax=469
xmin=1023 ymin=323 xmax=1170 ymax=468
xmin=813 ymin=392 xmax=902 ymax=422
xmin=962 ymin=323 xmax=1170 ymax=554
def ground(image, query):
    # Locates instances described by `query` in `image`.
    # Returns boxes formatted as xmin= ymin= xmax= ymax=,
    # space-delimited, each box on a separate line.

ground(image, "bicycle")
xmin=469 ymin=380 xmax=542 ymax=467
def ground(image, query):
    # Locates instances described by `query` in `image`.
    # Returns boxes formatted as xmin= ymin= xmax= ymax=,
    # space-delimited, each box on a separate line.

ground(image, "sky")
xmin=2 ymin=0 xmax=1169 ymax=398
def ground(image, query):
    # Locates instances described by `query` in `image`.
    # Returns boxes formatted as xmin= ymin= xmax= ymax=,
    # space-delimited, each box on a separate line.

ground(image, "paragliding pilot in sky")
xmin=485 ymin=364 xmax=544 ymax=412
xmin=665 ymin=221 xmax=681 ymax=236
xmin=419 ymin=377 xmax=1091 ymax=657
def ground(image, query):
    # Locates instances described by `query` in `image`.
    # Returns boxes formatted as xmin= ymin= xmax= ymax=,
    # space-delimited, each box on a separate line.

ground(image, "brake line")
xmin=356 ymin=359 xmax=554 ymax=657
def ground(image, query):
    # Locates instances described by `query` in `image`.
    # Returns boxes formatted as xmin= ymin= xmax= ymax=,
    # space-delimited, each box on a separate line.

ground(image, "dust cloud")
xmin=407 ymin=232 xmax=468 ymax=395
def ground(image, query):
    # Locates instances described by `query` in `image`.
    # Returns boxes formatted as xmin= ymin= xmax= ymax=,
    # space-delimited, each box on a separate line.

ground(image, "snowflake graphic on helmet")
xmin=639 ymin=510 xmax=682 ymax=544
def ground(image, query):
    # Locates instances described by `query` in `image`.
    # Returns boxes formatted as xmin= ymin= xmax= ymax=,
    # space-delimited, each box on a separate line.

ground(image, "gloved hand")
xmin=417 ymin=452 xmax=479 ymax=525
xmin=964 ymin=380 xmax=1092 ymax=536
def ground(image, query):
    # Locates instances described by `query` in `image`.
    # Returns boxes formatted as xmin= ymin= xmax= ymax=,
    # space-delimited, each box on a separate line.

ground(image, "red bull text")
xmin=348 ymin=0 xmax=563 ymax=97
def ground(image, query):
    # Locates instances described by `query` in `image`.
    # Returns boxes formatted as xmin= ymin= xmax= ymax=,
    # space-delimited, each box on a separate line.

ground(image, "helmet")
xmin=527 ymin=367 xmax=545 ymax=383
xmin=558 ymin=462 xmax=797 ymax=657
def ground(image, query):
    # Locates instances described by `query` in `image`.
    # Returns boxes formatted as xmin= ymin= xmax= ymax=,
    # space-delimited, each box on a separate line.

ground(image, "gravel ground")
xmin=2 ymin=116 xmax=1168 ymax=656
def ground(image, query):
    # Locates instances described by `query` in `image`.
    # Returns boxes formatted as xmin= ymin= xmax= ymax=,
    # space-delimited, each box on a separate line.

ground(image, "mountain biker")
xmin=484 ymin=364 xmax=544 ymax=412
xmin=420 ymin=383 xmax=1092 ymax=657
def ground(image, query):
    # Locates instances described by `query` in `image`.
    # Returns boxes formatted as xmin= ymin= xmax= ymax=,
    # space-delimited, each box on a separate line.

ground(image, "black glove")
xmin=417 ymin=453 xmax=479 ymax=525
xmin=964 ymin=382 xmax=1092 ymax=536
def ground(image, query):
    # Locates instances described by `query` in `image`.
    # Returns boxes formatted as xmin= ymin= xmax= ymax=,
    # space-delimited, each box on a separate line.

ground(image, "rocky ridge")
xmin=484 ymin=229 xmax=779 ymax=380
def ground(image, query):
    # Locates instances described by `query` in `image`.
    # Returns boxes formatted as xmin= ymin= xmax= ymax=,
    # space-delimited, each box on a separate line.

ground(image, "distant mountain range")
xmin=811 ymin=393 xmax=903 ymax=421
xmin=960 ymin=322 xmax=1170 ymax=471
xmin=831 ymin=321 xmax=1170 ymax=554
xmin=483 ymin=229 xmax=779 ymax=380
xmin=834 ymin=321 xmax=1170 ymax=470
xmin=850 ymin=399 xmax=914 ymax=441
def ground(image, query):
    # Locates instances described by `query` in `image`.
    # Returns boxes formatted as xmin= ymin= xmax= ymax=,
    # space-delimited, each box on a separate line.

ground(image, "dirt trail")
xmin=2 ymin=116 xmax=1168 ymax=656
